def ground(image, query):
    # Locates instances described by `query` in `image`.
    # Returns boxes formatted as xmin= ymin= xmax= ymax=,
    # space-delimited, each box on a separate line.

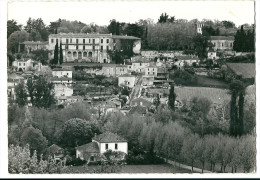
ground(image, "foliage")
xmin=233 ymin=25 xmax=255 ymax=52
xmin=59 ymin=118 xmax=99 ymax=147
xmin=20 ymin=126 xmax=48 ymax=155
xmin=66 ymin=157 xmax=86 ymax=166
xmin=24 ymin=17 xmax=49 ymax=41
xmin=26 ymin=76 xmax=56 ymax=109
xmin=14 ymin=82 xmax=28 ymax=107
xmin=153 ymin=94 xmax=160 ymax=109
xmin=192 ymin=34 xmax=208 ymax=60
xmin=158 ymin=13 xmax=175 ymax=23
xmin=168 ymin=85 xmax=176 ymax=111
xmin=59 ymin=42 xmax=63 ymax=65
xmin=53 ymin=42 xmax=59 ymax=65
xmin=169 ymin=70 xmax=198 ymax=86
xmin=8 ymin=144 xmax=65 ymax=174
xmin=8 ymin=30 xmax=29 ymax=53
xmin=7 ymin=19 xmax=22 ymax=38
xmin=30 ymin=49 xmax=50 ymax=65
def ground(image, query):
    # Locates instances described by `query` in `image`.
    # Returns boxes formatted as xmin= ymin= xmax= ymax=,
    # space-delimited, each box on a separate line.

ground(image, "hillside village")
xmin=7 ymin=12 xmax=256 ymax=174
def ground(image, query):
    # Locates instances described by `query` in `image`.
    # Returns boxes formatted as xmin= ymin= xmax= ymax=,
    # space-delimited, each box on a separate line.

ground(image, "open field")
xmin=226 ymin=63 xmax=255 ymax=79
xmin=62 ymin=164 xmax=191 ymax=174
xmin=196 ymin=75 xmax=229 ymax=88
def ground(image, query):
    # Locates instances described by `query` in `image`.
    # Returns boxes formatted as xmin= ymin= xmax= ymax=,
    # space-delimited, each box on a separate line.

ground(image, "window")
xmin=51 ymin=39 xmax=54 ymax=43
xmin=56 ymin=39 xmax=58 ymax=43
xmin=19 ymin=63 xmax=21 ymax=66
xmin=115 ymin=144 xmax=118 ymax=150
xmin=90 ymin=156 xmax=94 ymax=161
xmin=70 ymin=39 xmax=72 ymax=43
xmin=76 ymin=39 xmax=78 ymax=44
xmin=76 ymin=45 xmax=78 ymax=50
xmin=230 ymin=43 xmax=233 ymax=47
xmin=107 ymin=39 xmax=109 ymax=43
xmin=113 ymin=39 xmax=115 ymax=43
xmin=101 ymin=39 xmax=103 ymax=43
xmin=89 ymin=39 xmax=91 ymax=43
xmin=105 ymin=144 xmax=108 ymax=150
xmin=92 ymin=46 xmax=95 ymax=50
xmin=140 ymin=63 xmax=142 ymax=66
xmin=101 ymin=46 xmax=103 ymax=51
xmin=222 ymin=43 xmax=224 ymax=47
xmin=83 ymin=45 xmax=85 ymax=50
xmin=66 ymin=39 xmax=68 ymax=43
xmin=93 ymin=39 xmax=95 ymax=44
xmin=83 ymin=39 xmax=85 ymax=44
xmin=65 ymin=45 xmax=68 ymax=50
xmin=23 ymin=63 xmax=25 ymax=66
xmin=107 ymin=46 xmax=109 ymax=50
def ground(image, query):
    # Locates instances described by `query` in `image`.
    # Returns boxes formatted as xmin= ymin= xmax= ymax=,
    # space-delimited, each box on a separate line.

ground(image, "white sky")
xmin=7 ymin=0 xmax=255 ymax=27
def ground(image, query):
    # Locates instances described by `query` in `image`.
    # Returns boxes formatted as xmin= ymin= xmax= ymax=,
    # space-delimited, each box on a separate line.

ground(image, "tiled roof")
xmin=76 ymin=142 xmax=100 ymax=153
xmin=92 ymin=132 xmax=127 ymax=143
xmin=209 ymin=36 xmax=235 ymax=41
xmin=46 ymin=144 xmax=63 ymax=154
xmin=22 ymin=41 xmax=48 ymax=45
xmin=129 ymin=105 xmax=147 ymax=115
xmin=49 ymin=33 xmax=112 ymax=38
xmin=112 ymin=35 xmax=140 ymax=40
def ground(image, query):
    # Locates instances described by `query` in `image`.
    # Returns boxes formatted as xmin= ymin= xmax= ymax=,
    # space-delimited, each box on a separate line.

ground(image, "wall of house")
xmin=52 ymin=70 xmax=72 ymax=78
xmin=54 ymin=85 xmax=73 ymax=97
xmin=132 ymin=62 xmax=150 ymax=72
xmin=145 ymin=67 xmax=158 ymax=76
xmin=211 ymin=40 xmax=233 ymax=51
xmin=118 ymin=76 xmax=136 ymax=88
xmin=100 ymin=142 xmax=128 ymax=154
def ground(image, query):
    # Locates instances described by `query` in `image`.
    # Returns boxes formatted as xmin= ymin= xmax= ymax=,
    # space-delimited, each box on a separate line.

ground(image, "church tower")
xmin=196 ymin=23 xmax=204 ymax=34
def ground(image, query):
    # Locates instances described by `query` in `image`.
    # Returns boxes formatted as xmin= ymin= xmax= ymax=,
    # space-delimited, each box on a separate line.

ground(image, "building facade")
xmin=209 ymin=36 xmax=234 ymax=51
xmin=48 ymin=33 xmax=141 ymax=63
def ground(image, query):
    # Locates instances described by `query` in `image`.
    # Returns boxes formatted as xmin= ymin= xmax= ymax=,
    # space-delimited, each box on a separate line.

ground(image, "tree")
xmin=53 ymin=42 xmax=59 ymax=65
xmin=30 ymin=76 xmax=56 ymax=108
xmin=30 ymin=49 xmax=50 ymax=65
xmin=158 ymin=13 xmax=169 ymax=23
xmin=60 ymin=118 xmax=98 ymax=147
xmin=20 ymin=126 xmax=48 ymax=155
xmin=80 ymin=25 xmax=95 ymax=33
xmin=59 ymin=41 xmax=63 ymax=65
xmin=7 ymin=30 xmax=29 ymax=53
xmin=8 ymin=144 xmax=65 ymax=174
xmin=192 ymin=34 xmax=208 ymax=60
xmin=221 ymin=20 xmax=235 ymax=29
xmin=229 ymin=80 xmax=245 ymax=136
xmin=153 ymin=94 xmax=160 ymax=109
xmin=168 ymin=85 xmax=176 ymax=111
xmin=14 ymin=82 xmax=27 ymax=107
xmin=7 ymin=20 xmax=22 ymax=38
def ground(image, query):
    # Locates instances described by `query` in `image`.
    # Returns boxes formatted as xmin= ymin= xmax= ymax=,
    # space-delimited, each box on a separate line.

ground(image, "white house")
xmin=144 ymin=66 xmax=158 ymax=76
xmin=52 ymin=68 xmax=72 ymax=78
xmin=207 ymin=50 xmax=217 ymax=60
xmin=118 ymin=74 xmax=136 ymax=88
xmin=54 ymin=84 xmax=73 ymax=97
xmin=76 ymin=132 xmax=128 ymax=163
xmin=13 ymin=59 xmax=35 ymax=72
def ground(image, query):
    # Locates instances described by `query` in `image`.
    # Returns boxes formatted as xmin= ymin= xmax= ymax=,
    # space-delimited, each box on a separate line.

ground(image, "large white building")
xmin=48 ymin=33 xmax=141 ymax=63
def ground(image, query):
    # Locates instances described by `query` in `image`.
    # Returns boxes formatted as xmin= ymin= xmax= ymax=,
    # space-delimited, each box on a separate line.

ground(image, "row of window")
xmin=51 ymin=38 xmax=116 ymax=44
xmin=18 ymin=63 xmax=26 ymax=66
xmin=213 ymin=42 xmax=233 ymax=47
xmin=105 ymin=143 xmax=118 ymax=150
xmin=63 ymin=45 xmax=115 ymax=51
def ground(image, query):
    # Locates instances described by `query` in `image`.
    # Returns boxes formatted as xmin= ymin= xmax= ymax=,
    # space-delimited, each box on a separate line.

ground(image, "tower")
xmin=197 ymin=23 xmax=204 ymax=34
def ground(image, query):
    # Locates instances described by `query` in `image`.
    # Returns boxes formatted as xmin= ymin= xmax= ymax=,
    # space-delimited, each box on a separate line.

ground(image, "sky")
xmin=7 ymin=0 xmax=255 ymax=27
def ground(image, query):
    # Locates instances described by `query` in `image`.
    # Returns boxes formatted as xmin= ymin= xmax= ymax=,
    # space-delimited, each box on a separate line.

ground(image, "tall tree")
xmin=14 ymin=82 xmax=27 ymax=107
xmin=153 ymin=94 xmax=161 ymax=109
xmin=59 ymin=41 xmax=63 ymax=65
xmin=7 ymin=30 xmax=29 ymax=53
xmin=158 ymin=13 xmax=169 ymax=23
xmin=53 ymin=42 xmax=59 ymax=65
xmin=168 ymin=84 xmax=176 ymax=111
xmin=7 ymin=20 xmax=22 ymax=38
xmin=229 ymin=80 xmax=245 ymax=136
xmin=192 ymin=34 xmax=208 ymax=60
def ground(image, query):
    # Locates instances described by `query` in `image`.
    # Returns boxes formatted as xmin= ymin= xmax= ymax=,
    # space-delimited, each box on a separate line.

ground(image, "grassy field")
xmin=62 ymin=164 xmax=191 ymax=174
xmin=196 ymin=75 xmax=229 ymax=89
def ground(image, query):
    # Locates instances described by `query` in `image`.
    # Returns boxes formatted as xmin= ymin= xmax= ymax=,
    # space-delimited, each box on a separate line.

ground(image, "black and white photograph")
xmin=1 ymin=0 xmax=259 ymax=177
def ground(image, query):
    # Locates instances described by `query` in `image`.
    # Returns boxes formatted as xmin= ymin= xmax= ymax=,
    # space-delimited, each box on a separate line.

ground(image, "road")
xmin=127 ymin=75 xmax=143 ymax=104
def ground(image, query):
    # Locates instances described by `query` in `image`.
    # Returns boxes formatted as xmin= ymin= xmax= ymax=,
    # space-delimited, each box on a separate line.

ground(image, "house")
xmin=57 ymin=95 xmax=83 ymax=105
xmin=131 ymin=57 xmax=150 ymax=73
xmin=52 ymin=68 xmax=72 ymax=78
xmin=54 ymin=84 xmax=73 ymax=97
xmin=100 ymin=99 xmax=121 ymax=115
xmin=207 ymin=49 xmax=217 ymax=60
xmin=76 ymin=132 xmax=128 ymax=163
xmin=102 ymin=64 xmax=129 ymax=77
xmin=174 ymin=55 xmax=200 ymax=68
xmin=7 ymin=73 xmax=25 ymax=101
xmin=48 ymin=33 xmax=141 ymax=63
xmin=118 ymin=74 xmax=136 ymax=88
xmin=130 ymin=97 xmax=153 ymax=108
xmin=12 ymin=59 xmax=35 ymax=72
xmin=142 ymin=75 xmax=154 ymax=87
xmin=144 ymin=66 xmax=158 ymax=76
xmin=129 ymin=105 xmax=147 ymax=116
xmin=209 ymin=36 xmax=234 ymax=51
xmin=45 ymin=144 xmax=65 ymax=162
xmin=21 ymin=41 xmax=48 ymax=53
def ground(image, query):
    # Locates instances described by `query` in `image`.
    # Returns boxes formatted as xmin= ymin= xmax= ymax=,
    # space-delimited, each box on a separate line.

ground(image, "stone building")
xmin=209 ymin=36 xmax=234 ymax=51
xmin=48 ymin=33 xmax=141 ymax=63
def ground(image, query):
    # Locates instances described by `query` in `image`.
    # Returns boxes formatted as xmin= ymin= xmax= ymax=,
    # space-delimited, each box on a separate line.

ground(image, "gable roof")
xmin=46 ymin=144 xmax=63 ymax=154
xmin=209 ymin=36 xmax=234 ymax=41
xmin=92 ymin=132 xmax=127 ymax=143
xmin=76 ymin=142 xmax=100 ymax=153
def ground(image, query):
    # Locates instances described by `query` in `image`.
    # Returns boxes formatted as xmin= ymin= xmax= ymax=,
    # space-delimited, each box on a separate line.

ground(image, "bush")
xmin=126 ymin=151 xmax=165 ymax=165
xmin=66 ymin=157 xmax=86 ymax=166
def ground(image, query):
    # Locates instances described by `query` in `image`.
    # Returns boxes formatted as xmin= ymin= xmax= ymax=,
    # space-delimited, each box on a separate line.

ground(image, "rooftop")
xmin=92 ymin=132 xmax=127 ymax=143
xmin=76 ymin=142 xmax=99 ymax=153
xmin=209 ymin=36 xmax=235 ymax=41
xmin=46 ymin=144 xmax=63 ymax=154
